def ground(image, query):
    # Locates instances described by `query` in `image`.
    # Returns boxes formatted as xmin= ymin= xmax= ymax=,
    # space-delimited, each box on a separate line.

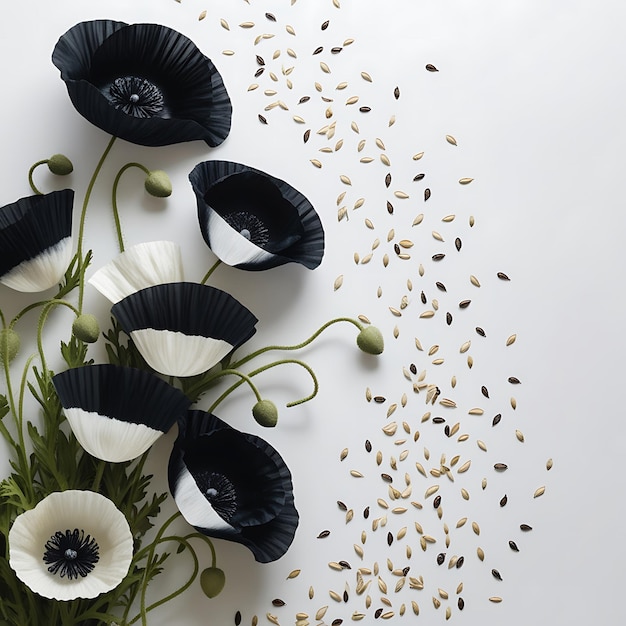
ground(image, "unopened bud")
xmin=144 ymin=170 xmax=172 ymax=198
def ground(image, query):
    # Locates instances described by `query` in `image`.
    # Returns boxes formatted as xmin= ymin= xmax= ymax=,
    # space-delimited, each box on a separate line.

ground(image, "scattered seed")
xmin=318 ymin=530 xmax=331 ymax=538
xmin=310 ymin=159 xmax=322 ymax=168
xmin=426 ymin=64 xmax=439 ymax=72
xmin=494 ymin=463 xmax=508 ymax=471
xmin=258 ymin=114 xmax=268 ymax=124
xmin=520 ymin=524 xmax=533 ymax=531
xmin=424 ymin=188 xmax=431 ymax=201
xmin=459 ymin=177 xmax=474 ymax=185
xmin=498 ymin=272 xmax=511 ymax=280
xmin=287 ymin=569 xmax=301 ymax=579
xmin=500 ymin=494 xmax=508 ymax=507
xmin=445 ymin=134 xmax=457 ymax=145
xmin=493 ymin=414 xmax=502 ymax=426
xmin=476 ymin=326 xmax=486 ymax=337
xmin=534 ymin=486 xmax=546 ymax=498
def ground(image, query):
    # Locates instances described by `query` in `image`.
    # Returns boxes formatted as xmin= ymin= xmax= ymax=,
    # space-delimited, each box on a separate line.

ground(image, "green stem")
xmin=36 ymin=300 xmax=79 ymax=376
xmin=92 ymin=459 xmax=106 ymax=492
xmin=27 ymin=160 xmax=47 ymax=195
xmin=184 ymin=532 xmax=217 ymax=567
xmin=77 ymin=135 xmax=117 ymax=313
xmin=204 ymin=368 xmax=263 ymax=407
xmin=231 ymin=317 xmax=364 ymax=370
xmin=200 ymin=259 xmax=222 ymax=285
xmin=111 ymin=162 xmax=150 ymax=253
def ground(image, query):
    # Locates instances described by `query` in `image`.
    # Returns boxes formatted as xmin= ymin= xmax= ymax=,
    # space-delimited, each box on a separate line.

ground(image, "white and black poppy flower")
xmin=111 ymin=282 xmax=258 ymax=377
xmin=8 ymin=490 xmax=133 ymax=601
xmin=0 ymin=189 xmax=74 ymax=292
xmin=52 ymin=364 xmax=191 ymax=462
xmin=169 ymin=411 xmax=298 ymax=563
xmin=88 ymin=240 xmax=184 ymax=304
xmin=52 ymin=20 xmax=231 ymax=147
xmin=190 ymin=161 xmax=324 ymax=271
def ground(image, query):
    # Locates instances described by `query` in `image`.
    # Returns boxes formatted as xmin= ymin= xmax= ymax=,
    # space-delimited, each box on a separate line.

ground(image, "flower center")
xmin=109 ymin=76 xmax=165 ymax=118
xmin=43 ymin=529 xmax=100 ymax=580
xmin=205 ymin=473 xmax=237 ymax=522
xmin=223 ymin=212 xmax=270 ymax=247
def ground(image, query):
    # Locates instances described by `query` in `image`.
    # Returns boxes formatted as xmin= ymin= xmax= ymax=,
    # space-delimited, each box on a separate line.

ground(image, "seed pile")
xmin=186 ymin=1 xmax=552 ymax=623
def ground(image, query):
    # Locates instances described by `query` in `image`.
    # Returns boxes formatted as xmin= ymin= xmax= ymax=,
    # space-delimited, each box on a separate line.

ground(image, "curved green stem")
xmin=10 ymin=298 xmax=79 ymax=331
xmin=203 ymin=368 xmax=263 ymax=411
xmin=92 ymin=459 xmax=106 ymax=492
xmin=184 ymin=532 xmax=217 ymax=567
xmin=111 ymin=162 xmax=150 ymax=253
xmin=77 ymin=135 xmax=117 ymax=313
xmin=36 ymin=300 xmax=80 ymax=375
xmin=200 ymin=259 xmax=222 ymax=285
xmin=27 ymin=160 xmax=47 ymax=195
xmin=231 ymin=317 xmax=364 ymax=370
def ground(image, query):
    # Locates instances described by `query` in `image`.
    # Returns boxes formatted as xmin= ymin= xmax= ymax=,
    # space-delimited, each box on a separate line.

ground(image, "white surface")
xmin=1 ymin=0 xmax=625 ymax=624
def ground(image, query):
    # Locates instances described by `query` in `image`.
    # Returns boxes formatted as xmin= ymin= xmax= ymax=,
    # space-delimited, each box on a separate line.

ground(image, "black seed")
xmin=424 ymin=188 xmax=431 ymax=201
xmin=394 ymin=86 xmax=400 ymax=99
xmin=374 ymin=396 xmax=386 ymax=403
xmin=492 ymin=413 xmax=501 ymax=426
xmin=459 ymin=299 xmax=471 ymax=308
xmin=446 ymin=312 xmax=453 ymax=325
xmin=303 ymin=129 xmax=311 ymax=143
xmin=402 ymin=566 xmax=410 ymax=576
xmin=508 ymin=376 xmax=521 ymax=384
xmin=455 ymin=237 xmax=462 ymax=251
xmin=492 ymin=569 xmax=503 ymax=581
xmin=313 ymin=46 xmax=324 ymax=55
xmin=410 ymin=363 xmax=417 ymax=375
xmin=317 ymin=530 xmax=331 ymax=538
xmin=436 ymin=281 xmax=447 ymax=292
xmin=456 ymin=556 xmax=464 ymax=569
xmin=265 ymin=12 xmax=277 ymax=21
xmin=413 ymin=173 xmax=425 ymax=181
xmin=394 ymin=243 xmax=401 ymax=255
xmin=359 ymin=106 xmax=371 ymax=113
xmin=332 ymin=621 xmax=343 ymax=626
xmin=444 ymin=425 xmax=450 ymax=437
xmin=374 ymin=608 xmax=383 ymax=619
xmin=256 ymin=55 xmax=265 ymax=66
xmin=331 ymin=47 xmax=343 ymax=54
xmin=387 ymin=532 xmax=393 ymax=546
xmin=385 ymin=173 xmax=392 ymax=187
xmin=520 ymin=524 xmax=533 ymax=531
xmin=254 ymin=67 xmax=265 ymax=77
xmin=432 ymin=253 xmax=445 ymax=261
xmin=420 ymin=291 xmax=427 ymax=304
xmin=258 ymin=114 xmax=267 ymax=124
xmin=339 ymin=560 xmax=351 ymax=569
xmin=321 ymin=20 xmax=330 ymax=30
xmin=432 ymin=417 xmax=445 ymax=424
xmin=497 ymin=272 xmax=511 ymax=280
xmin=494 ymin=463 xmax=508 ymax=471
xmin=481 ymin=386 xmax=489 ymax=398
xmin=386 ymin=201 xmax=394 ymax=214
xmin=500 ymin=494 xmax=508 ymax=507
xmin=235 ymin=610 xmax=242 ymax=625
xmin=437 ymin=552 xmax=445 ymax=565
xmin=365 ymin=439 xmax=372 ymax=452
xmin=433 ymin=495 xmax=441 ymax=508
xmin=458 ymin=597 xmax=465 ymax=611
xmin=509 ymin=540 xmax=519 ymax=552
xmin=337 ymin=500 xmax=347 ymax=511
xmin=475 ymin=326 xmax=486 ymax=337
xmin=426 ymin=63 xmax=439 ymax=72
xmin=363 ymin=506 xmax=370 ymax=519
xmin=343 ymin=590 xmax=349 ymax=602
xmin=381 ymin=473 xmax=393 ymax=483
xmin=299 ymin=96 xmax=311 ymax=104
xmin=272 ymin=598 xmax=285 ymax=607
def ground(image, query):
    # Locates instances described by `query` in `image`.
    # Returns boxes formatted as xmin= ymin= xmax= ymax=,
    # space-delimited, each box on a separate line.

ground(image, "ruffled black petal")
xmin=52 ymin=20 xmax=231 ymax=147
xmin=169 ymin=411 xmax=299 ymax=562
xmin=190 ymin=161 xmax=325 ymax=270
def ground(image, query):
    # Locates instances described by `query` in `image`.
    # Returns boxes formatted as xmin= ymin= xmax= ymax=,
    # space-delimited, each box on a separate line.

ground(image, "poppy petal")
xmin=8 ymin=490 xmax=133 ymax=600
xmin=88 ymin=240 xmax=184 ymax=304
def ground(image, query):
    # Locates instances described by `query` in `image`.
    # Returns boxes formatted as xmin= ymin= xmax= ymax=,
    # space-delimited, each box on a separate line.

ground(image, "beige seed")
xmin=310 ymin=159 xmax=322 ymax=168
xmin=439 ymin=589 xmax=449 ymax=600
xmin=534 ymin=486 xmax=546 ymax=498
xmin=459 ymin=177 xmax=474 ymax=184
xmin=239 ymin=21 xmax=255 ymax=28
xmin=336 ymin=81 xmax=348 ymax=90
xmin=511 ymin=396 xmax=517 ymax=409
xmin=360 ymin=156 xmax=374 ymax=163
xmin=440 ymin=398 xmax=456 ymax=408
xmin=334 ymin=275 xmax=343 ymax=291
xmin=383 ymin=423 xmax=398 ymax=435
xmin=472 ymin=521 xmax=480 ymax=535
xmin=309 ymin=586 xmax=314 ymax=599
xmin=376 ymin=138 xmax=386 ymax=150
xmin=266 ymin=613 xmax=279 ymax=625
xmin=413 ymin=214 xmax=424 ymax=226
xmin=470 ymin=275 xmax=481 ymax=287
xmin=286 ymin=24 xmax=296 ymax=35
xmin=456 ymin=517 xmax=467 ymax=528
xmin=432 ymin=230 xmax=444 ymax=241
xmin=445 ymin=134 xmax=457 ymax=145
xmin=329 ymin=590 xmax=341 ymax=602
xmin=420 ymin=311 xmax=435 ymax=319
xmin=361 ymin=71 xmax=372 ymax=82
xmin=482 ymin=477 xmax=487 ymax=489
xmin=350 ymin=470 xmax=364 ymax=477
xmin=222 ymin=50 xmax=235 ymax=56
xmin=489 ymin=597 xmax=503 ymax=603
xmin=457 ymin=460 xmax=471 ymax=473
xmin=506 ymin=334 xmax=517 ymax=346
xmin=365 ymin=218 xmax=374 ymax=229
xmin=468 ymin=408 xmax=484 ymax=415
xmin=546 ymin=458 xmax=553 ymax=470
xmin=287 ymin=569 xmax=301 ymax=579
xmin=366 ymin=387 xmax=372 ymax=402
xmin=389 ymin=115 xmax=396 ymax=126
xmin=425 ymin=485 xmax=440 ymax=498
xmin=335 ymin=139 xmax=344 ymax=151
xmin=461 ymin=488 xmax=470 ymax=500
xmin=387 ymin=403 xmax=398 ymax=417
xmin=220 ymin=18 xmax=230 ymax=30
xmin=340 ymin=448 xmax=348 ymax=461
xmin=383 ymin=254 xmax=389 ymax=267
xmin=380 ymin=154 xmax=391 ymax=166
xmin=460 ymin=340 xmax=471 ymax=353
xmin=247 ymin=84 xmax=259 ymax=91
xmin=451 ymin=375 xmax=457 ymax=388
xmin=458 ymin=433 xmax=469 ymax=442
xmin=340 ymin=175 xmax=352 ymax=185
xmin=198 ymin=10 xmax=207 ymax=20
xmin=351 ymin=121 xmax=360 ymax=133
xmin=419 ymin=263 xmax=425 ymax=276
xmin=346 ymin=96 xmax=359 ymax=105
xmin=477 ymin=440 xmax=487 ymax=451
xmin=467 ymin=355 xmax=474 ymax=368
xmin=346 ymin=509 xmax=354 ymax=522
xmin=516 ymin=430 xmax=525 ymax=442
xmin=376 ymin=451 xmax=383 ymax=465
xmin=293 ymin=115 xmax=306 ymax=124
xmin=320 ymin=61 xmax=331 ymax=73
xmin=394 ymin=191 xmax=409 ymax=199
xmin=433 ymin=597 xmax=441 ymax=609
xmin=354 ymin=198 xmax=365 ymax=209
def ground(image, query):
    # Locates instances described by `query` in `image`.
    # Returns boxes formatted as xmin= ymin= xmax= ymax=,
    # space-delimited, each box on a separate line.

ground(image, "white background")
xmin=1 ymin=1 xmax=625 ymax=624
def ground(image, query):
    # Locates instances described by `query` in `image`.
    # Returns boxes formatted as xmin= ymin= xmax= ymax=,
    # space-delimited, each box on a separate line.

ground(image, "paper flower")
xmin=52 ymin=20 xmax=232 ymax=147
xmin=52 ymin=364 xmax=191 ymax=463
xmin=8 ymin=490 xmax=133 ymax=600
xmin=111 ymin=283 xmax=258 ymax=377
xmin=0 ymin=189 xmax=74 ymax=292
xmin=88 ymin=240 xmax=184 ymax=304
xmin=190 ymin=161 xmax=325 ymax=270
xmin=168 ymin=411 xmax=299 ymax=563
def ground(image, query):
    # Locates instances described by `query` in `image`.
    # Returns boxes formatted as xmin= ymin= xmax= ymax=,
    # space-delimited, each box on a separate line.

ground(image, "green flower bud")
xmin=252 ymin=399 xmax=278 ymax=428
xmin=144 ymin=170 xmax=172 ymax=198
xmin=47 ymin=154 xmax=74 ymax=176
xmin=356 ymin=326 xmax=384 ymax=355
xmin=200 ymin=566 xmax=226 ymax=598
xmin=0 ymin=328 xmax=20 ymax=364
xmin=72 ymin=314 xmax=100 ymax=343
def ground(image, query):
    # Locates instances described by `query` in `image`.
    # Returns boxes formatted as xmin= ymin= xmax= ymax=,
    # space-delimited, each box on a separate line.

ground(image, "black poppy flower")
xmin=111 ymin=283 xmax=258 ymax=377
xmin=190 ymin=161 xmax=325 ymax=270
xmin=0 ymin=189 xmax=74 ymax=292
xmin=52 ymin=364 xmax=191 ymax=463
xmin=52 ymin=20 xmax=232 ymax=147
xmin=8 ymin=490 xmax=133 ymax=600
xmin=169 ymin=411 xmax=298 ymax=563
